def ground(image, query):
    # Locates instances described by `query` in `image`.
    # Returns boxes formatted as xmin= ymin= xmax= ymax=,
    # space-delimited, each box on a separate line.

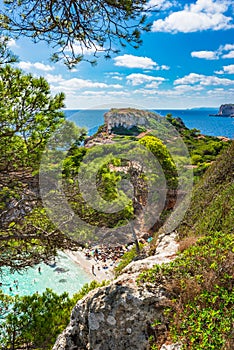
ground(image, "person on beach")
xmin=94 ymin=248 xmax=99 ymax=261
xmin=91 ymin=265 xmax=95 ymax=275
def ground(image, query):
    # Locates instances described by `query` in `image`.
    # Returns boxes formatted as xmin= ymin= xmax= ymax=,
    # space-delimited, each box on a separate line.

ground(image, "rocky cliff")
xmin=53 ymin=232 xmax=180 ymax=350
xmin=104 ymin=108 xmax=159 ymax=134
xmin=218 ymin=104 xmax=234 ymax=117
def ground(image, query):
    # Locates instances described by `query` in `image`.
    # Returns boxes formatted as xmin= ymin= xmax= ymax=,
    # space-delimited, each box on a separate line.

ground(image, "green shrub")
xmin=72 ymin=279 xmax=109 ymax=302
xmin=0 ymin=280 xmax=109 ymax=350
xmin=138 ymin=232 xmax=234 ymax=349
xmin=170 ymin=287 xmax=234 ymax=349
xmin=114 ymin=243 xmax=143 ymax=276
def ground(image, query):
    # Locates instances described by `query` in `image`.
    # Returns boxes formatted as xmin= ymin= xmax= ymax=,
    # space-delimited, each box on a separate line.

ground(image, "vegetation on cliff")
xmin=140 ymin=231 xmax=234 ymax=349
xmin=165 ymin=114 xmax=231 ymax=180
xmin=178 ymin=140 xmax=234 ymax=238
xmin=139 ymin=141 xmax=234 ymax=349
xmin=0 ymin=7 xmax=232 ymax=348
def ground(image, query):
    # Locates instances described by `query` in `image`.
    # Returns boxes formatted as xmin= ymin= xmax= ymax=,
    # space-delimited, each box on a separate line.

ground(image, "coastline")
xmin=65 ymin=249 xmax=115 ymax=283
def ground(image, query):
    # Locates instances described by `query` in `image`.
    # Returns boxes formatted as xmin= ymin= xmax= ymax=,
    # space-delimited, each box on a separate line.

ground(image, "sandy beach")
xmin=65 ymin=249 xmax=115 ymax=283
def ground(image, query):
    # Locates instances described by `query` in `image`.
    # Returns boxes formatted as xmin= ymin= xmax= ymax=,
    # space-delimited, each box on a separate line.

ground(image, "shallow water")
xmin=0 ymin=252 xmax=92 ymax=297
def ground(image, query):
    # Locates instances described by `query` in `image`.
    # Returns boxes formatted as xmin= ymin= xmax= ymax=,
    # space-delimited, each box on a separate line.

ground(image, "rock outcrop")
xmin=53 ymin=232 xmax=180 ymax=350
xmin=218 ymin=104 xmax=234 ymax=117
xmin=104 ymin=108 xmax=158 ymax=134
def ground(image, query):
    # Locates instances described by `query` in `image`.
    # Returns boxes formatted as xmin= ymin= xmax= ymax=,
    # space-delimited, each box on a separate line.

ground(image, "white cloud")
xmin=45 ymin=74 xmax=64 ymax=83
xmin=174 ymin=84 xmax=204 ymax=92
xmin=160 ymin=65 xmax=170 ymax=70
xmin=151 ymin=84 xmax=203 ymax=96
xmin=105 ymin=72 xmax=121 ymax=76
xmin=221 ymin=43 xmax=234 ymax=51
xmin=189 ymin=0 xmax=229 ymax=14
xmin=132 ymin=85 xmax=204 ymax=97
xmin=222 ymin=50 xmax=234 ymax=58
xmin=215 ymin=64 xmax=234 ymax=74
xmin=145 ymin=81 xmax=163 ymax=88
xmin=0 ymin=37 xmax=18 ymax=48
xmin=207 ymin=87 xmax=234 ymax=96
xmin=112 ymin=76 xmax=123 ymax=81
xmin=114 ymin=54 xmax=159 ymax=69
xmin=133 ymin=89 xmax=158 ymax=96
xmin=107 ymin=91 xmax=130 ymax=97
xmin=8 ymin=38 xmax=18 ymax=48
xmin=191 ymin=42 xmax=234 ymax=60
xmin=70 ymin=68 xmax=78 ymax=73
xmin=60 ymin=78 xmax=122 ymax=90
xmin=152 ymin=0 xmax=234 ymax=33
xmin=46 ymin=74 xmax=123 ymax=96
xmin=105 ymin=72 xmax=124 ymax=81
xmin=174 ymin=73 xmax=234 ymax=86
xmin=126 ymin=73 xmax=165 ymax=86
xmin=18 ymin=61 xmax=55 ymax=72
xmin=82 ymin=91 xmax=106 ymax=96
xmin=34 ymin=62 xmax=55 ymax=71
xmin=191 ymin=50 xmax=218 ymax=60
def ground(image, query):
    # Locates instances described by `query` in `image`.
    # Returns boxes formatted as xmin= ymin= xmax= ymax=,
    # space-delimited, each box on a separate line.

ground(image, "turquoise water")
xmin=1 ymin=252 xmax=92 ymax=297
xmin=65 ymin=108 xmax=234 ymax=139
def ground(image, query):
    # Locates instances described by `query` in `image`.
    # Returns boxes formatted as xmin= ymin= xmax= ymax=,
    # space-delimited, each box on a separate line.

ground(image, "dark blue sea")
xmin=64 ymin=108 xmax=234 ymax=139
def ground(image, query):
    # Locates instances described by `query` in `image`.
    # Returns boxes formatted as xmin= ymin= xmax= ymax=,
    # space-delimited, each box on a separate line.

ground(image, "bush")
xmin=114 ymin=243 xmax=143 ymax=276
xmin=138 ymin=232 xmax=234 ymax=349
xmin=0 ymin=280 xmax=109 ymax=350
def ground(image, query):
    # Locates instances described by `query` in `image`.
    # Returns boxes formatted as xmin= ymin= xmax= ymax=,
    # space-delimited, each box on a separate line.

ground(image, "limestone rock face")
xmin=54 ymin=280 xmax=166 ymax=350
xmin=53 ymin=232 xmax=179 ymax=350
xmin=104 ymin=108 xmax=158 ymax=134
xmin=218 ymin=104 xmax=234 ymax=117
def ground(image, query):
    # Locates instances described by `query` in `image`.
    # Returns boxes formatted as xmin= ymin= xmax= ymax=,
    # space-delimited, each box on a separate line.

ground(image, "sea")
xmin=1 ymin=107 xmax=233 ymax=298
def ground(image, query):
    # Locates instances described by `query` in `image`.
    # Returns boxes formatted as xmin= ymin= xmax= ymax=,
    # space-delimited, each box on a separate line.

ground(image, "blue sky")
xmin=6 ymin=0 xmax=234 ymax=109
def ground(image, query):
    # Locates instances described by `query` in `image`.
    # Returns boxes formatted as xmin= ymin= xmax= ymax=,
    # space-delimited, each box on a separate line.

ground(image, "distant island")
xmin=210 ymin=104 xmax=234 ymax=117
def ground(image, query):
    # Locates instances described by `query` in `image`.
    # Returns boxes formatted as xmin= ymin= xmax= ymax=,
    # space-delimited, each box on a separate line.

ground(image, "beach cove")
xmin=1 ymin=244 xmax=133 ymax=297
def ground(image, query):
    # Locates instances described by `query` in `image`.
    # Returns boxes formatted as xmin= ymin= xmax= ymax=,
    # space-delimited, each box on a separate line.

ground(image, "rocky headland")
xmin=210 ymin=103 xmax=234 ymax=117
xmin=104 ymin=108 xmax=157 ymax=133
